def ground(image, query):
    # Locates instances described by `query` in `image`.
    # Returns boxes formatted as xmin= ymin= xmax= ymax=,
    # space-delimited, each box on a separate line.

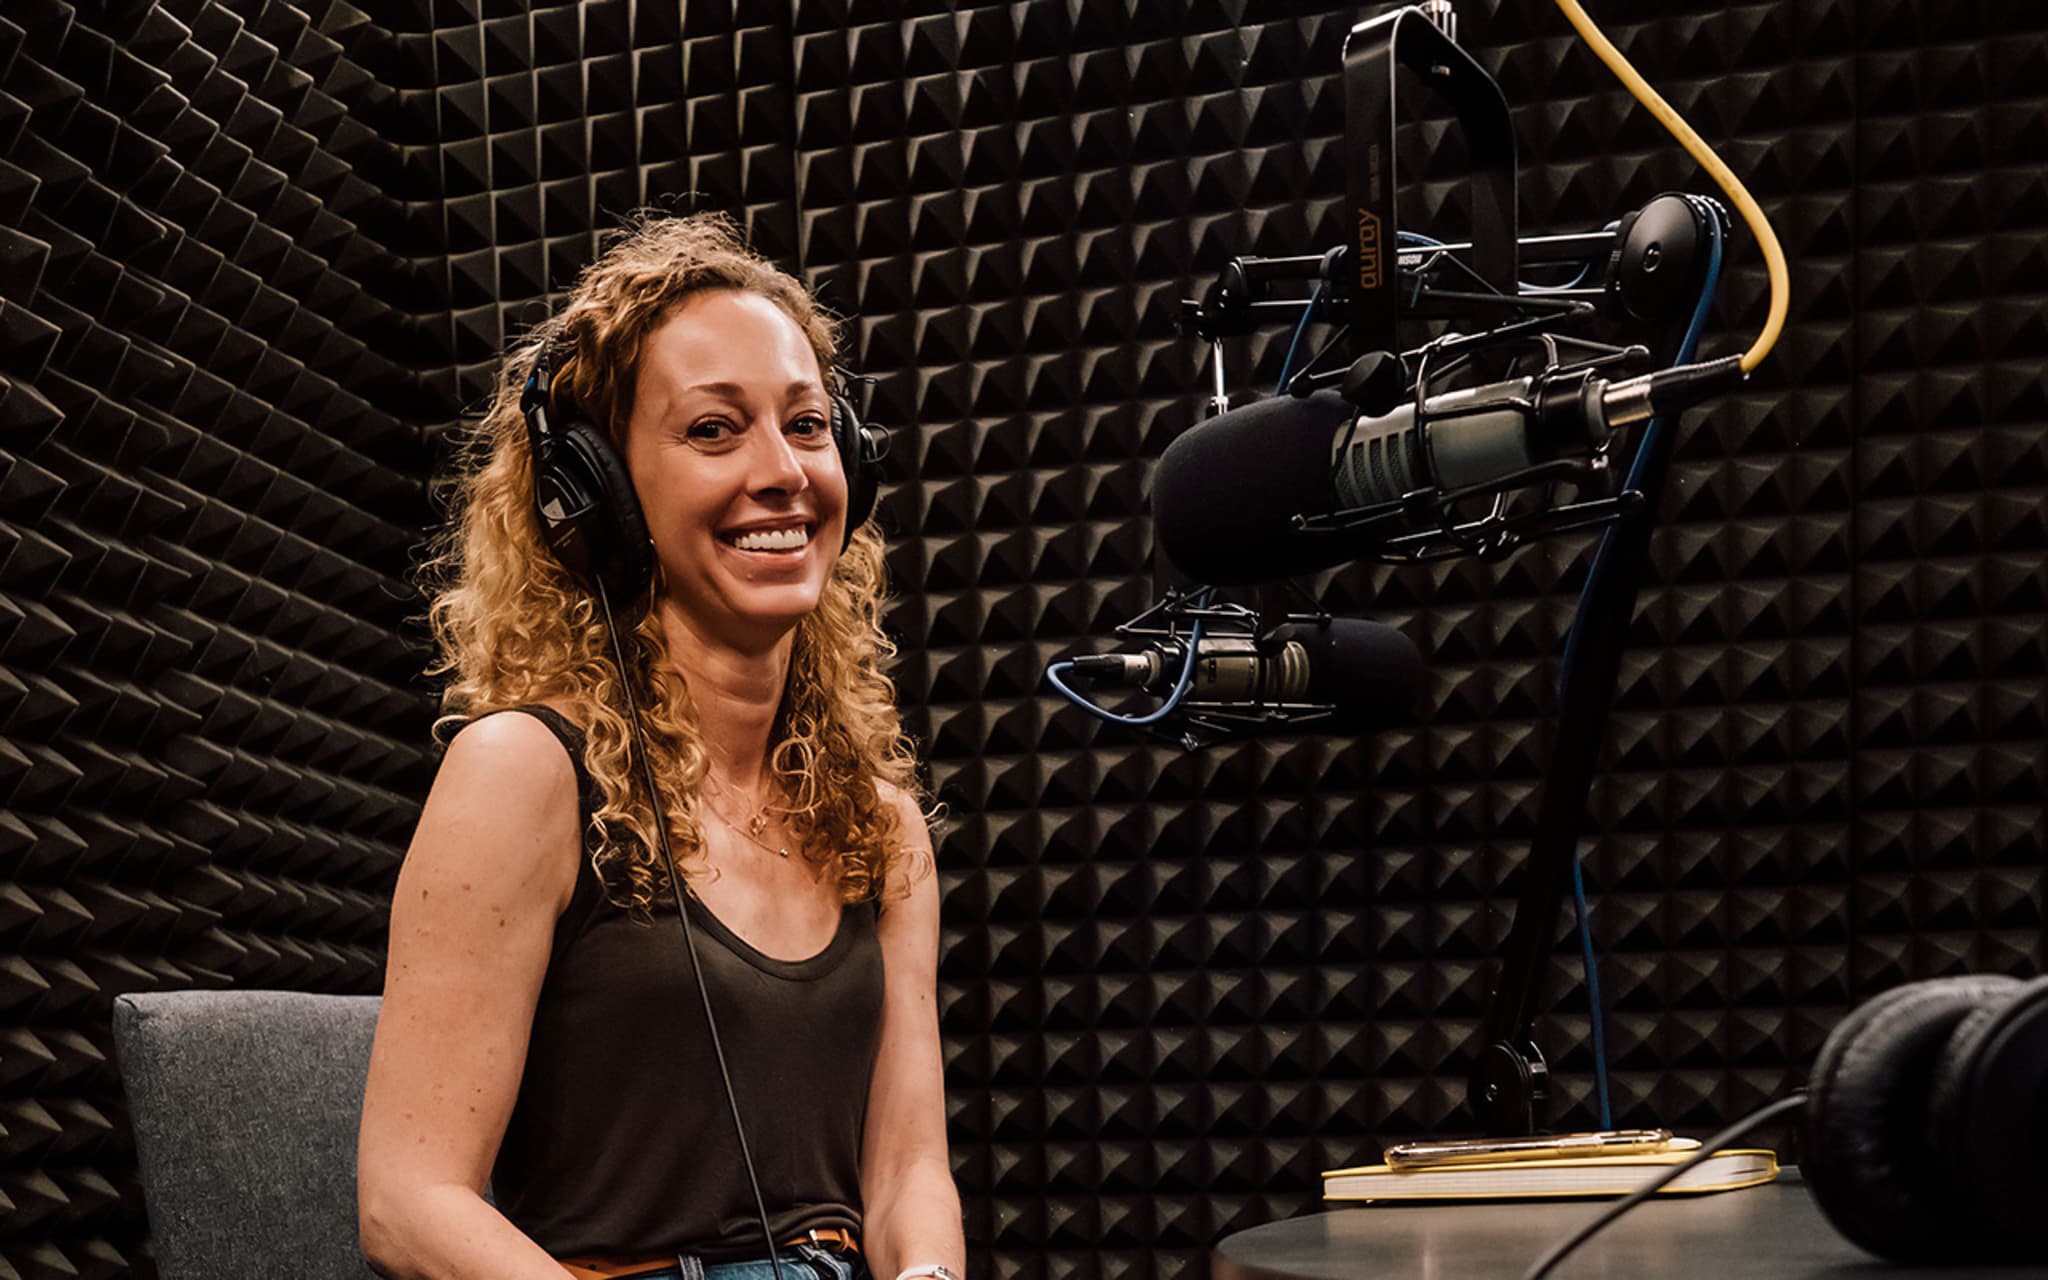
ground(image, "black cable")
xmin=595 ymin=578 xmax=787 ymax=1280
xmin=1519 ymin=1092 xmax=1808 ymax=1280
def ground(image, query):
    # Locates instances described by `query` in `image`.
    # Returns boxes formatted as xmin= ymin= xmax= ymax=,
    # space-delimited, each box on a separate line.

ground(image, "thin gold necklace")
xmin=700 ymin=795 xmax=791 ymax=859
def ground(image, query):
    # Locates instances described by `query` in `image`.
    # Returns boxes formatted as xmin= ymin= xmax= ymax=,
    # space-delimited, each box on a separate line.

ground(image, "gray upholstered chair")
xmin=112 ymin=989 xmax=384 ymax=1280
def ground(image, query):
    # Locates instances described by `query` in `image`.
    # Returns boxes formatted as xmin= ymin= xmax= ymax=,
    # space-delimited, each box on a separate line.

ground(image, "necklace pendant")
xmin=747 ymin=812 xmax=768 ymax=838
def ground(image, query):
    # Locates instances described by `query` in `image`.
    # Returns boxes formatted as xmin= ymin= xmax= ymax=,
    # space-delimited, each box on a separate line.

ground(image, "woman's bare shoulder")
xmin=411 ymin=710 xmax=586 ymax=911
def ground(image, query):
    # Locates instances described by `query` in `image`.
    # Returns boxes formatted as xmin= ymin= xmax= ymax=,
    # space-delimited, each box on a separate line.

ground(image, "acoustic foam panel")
xmin=1 ymin=1 xmax=438 ymax=1275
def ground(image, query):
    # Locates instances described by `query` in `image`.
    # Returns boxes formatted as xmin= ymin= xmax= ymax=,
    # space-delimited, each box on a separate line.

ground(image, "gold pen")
xmin=1383 ymin=1128 xmax=1683 ymax=1170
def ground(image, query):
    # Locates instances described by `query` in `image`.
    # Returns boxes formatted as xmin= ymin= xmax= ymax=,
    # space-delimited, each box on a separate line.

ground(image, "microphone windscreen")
xmin=1275 ymin=618 xmax=1426 ymax=732
xmin=1152 ymin=392 xmax=1356 ymax=586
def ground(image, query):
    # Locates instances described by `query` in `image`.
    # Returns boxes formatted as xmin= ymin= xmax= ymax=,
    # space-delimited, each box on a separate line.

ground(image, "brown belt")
xmin=559 ymin=1228 xmax=861 ymax=1280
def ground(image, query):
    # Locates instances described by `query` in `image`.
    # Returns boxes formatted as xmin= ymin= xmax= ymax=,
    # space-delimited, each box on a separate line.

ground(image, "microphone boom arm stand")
xmin=1170 ymin=1 xmax=1719 ymax=1136
xmin=1467 ymin=414 xmax=1678 ymax=1133
xmin=1174 ymin=233 xmax=1700 ymax=1146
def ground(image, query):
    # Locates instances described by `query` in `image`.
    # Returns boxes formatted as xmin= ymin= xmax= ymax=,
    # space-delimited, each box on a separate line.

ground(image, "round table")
xmin=1210 ymin=1169 xmax=2006 ymax=1280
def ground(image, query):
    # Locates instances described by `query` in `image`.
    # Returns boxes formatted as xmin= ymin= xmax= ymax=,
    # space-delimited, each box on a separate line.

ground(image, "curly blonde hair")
xmin=417 ymin=211 xmax=924 ymax=913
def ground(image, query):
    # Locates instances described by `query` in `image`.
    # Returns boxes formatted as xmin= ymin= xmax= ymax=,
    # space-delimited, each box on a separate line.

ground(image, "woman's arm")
xmin=859 ymin=788 xmax=966 ymax=1280
xmin=357 ymin=713 xmax=585 ymax=1280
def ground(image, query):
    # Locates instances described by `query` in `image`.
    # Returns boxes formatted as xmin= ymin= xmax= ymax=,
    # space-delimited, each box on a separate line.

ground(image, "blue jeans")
xmin=630 ymin=1243 xmax=868 ymax=1280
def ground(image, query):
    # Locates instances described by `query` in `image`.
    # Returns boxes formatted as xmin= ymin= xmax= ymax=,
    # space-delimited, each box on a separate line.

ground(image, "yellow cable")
xmin=1551 ymin=0 xmax=1789 ymax=373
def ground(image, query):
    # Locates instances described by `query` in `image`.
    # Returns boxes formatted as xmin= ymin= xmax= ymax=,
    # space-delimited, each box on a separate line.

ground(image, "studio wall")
xmin=0 ymin=2 xmax=2041 ymax=1278
xmin=1 ymin=1 xmax=441 ymax=1275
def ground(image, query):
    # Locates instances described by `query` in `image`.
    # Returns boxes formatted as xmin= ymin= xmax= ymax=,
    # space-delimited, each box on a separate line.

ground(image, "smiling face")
xmin=620 ymin=289 xmax=846 ymax=652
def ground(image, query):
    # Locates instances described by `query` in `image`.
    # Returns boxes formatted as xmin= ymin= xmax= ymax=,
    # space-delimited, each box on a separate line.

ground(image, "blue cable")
xmin=1560 ymin=198 xmax=1724 ymax=1129
xmin=1275 ymin=284 xmax=1324 ymax=394
xmin=1044 ymin=598 xmax=1210 ymax=727
xmin=1563 ymin=204 xmax=1722 ymax=666
xmin=1569 ymin=856 xmax=1610 ymax=1128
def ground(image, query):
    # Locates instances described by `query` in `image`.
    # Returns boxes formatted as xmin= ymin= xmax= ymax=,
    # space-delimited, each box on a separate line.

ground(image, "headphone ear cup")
xmin=1926 ymin=975 xmax=2048 ymax=1260
xmin=535 ymin=418 xmax=655 ymax=609
xmin=1801 ymin=974 xmax=2019 ymax=1262
xmin=832 ymin=393 xmax=879 ymax=550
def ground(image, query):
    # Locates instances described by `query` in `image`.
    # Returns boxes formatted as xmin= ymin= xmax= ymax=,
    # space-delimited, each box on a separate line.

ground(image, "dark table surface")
xmin=1210 ymin=1169 xmax=2039 ymax=1279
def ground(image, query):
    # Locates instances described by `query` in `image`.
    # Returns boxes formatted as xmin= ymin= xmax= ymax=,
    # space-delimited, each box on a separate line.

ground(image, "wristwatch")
xmin=894 ymin=1266 xmax=962 ymax=1280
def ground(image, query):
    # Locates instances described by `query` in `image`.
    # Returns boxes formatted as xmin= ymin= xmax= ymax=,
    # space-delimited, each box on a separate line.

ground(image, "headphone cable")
xmin=1520 ymin=1091 xmax=1807 ymax=1280
xmin=596 ymin=577 xmax=788 ymax=1280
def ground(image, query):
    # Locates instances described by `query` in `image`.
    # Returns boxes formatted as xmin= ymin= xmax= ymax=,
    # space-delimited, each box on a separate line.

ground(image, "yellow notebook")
xmin=1322 ymin=1147 xmax=1779 ymax=1202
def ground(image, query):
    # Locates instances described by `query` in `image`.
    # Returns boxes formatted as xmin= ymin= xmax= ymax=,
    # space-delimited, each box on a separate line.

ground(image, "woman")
xmin=357 ymin=212 xmax=963 ymax=1280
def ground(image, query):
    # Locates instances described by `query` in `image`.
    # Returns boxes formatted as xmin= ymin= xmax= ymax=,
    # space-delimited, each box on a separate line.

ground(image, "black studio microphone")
xmin=1068 ymin=618 xmax=1424 ymax=731
xmin=1152 ymin=359 xmax=1741 ymax=585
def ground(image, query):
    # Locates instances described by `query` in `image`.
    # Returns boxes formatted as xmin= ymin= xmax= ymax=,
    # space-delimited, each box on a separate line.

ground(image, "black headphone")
xmin=517 ymin=338 xmax=884 ymax=607
xmin=1802 ymin=973 xmax=2048 ymax=1264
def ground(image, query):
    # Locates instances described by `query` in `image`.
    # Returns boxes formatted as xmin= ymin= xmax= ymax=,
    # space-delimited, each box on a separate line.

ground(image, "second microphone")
xmin=1069 ymin=618 xmax=1423 ymax=733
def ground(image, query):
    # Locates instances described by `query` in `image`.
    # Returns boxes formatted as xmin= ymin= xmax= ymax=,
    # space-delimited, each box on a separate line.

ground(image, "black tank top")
xmin=479 ymin=705 xmax=886 ymax=1261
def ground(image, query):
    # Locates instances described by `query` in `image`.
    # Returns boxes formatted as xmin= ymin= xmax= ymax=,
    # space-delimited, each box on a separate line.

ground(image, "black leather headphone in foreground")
xmin=1802 ymin=972 xmax=2048 ymax=1263
xmin=518 ymin=339 xmax=883 ymax=607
